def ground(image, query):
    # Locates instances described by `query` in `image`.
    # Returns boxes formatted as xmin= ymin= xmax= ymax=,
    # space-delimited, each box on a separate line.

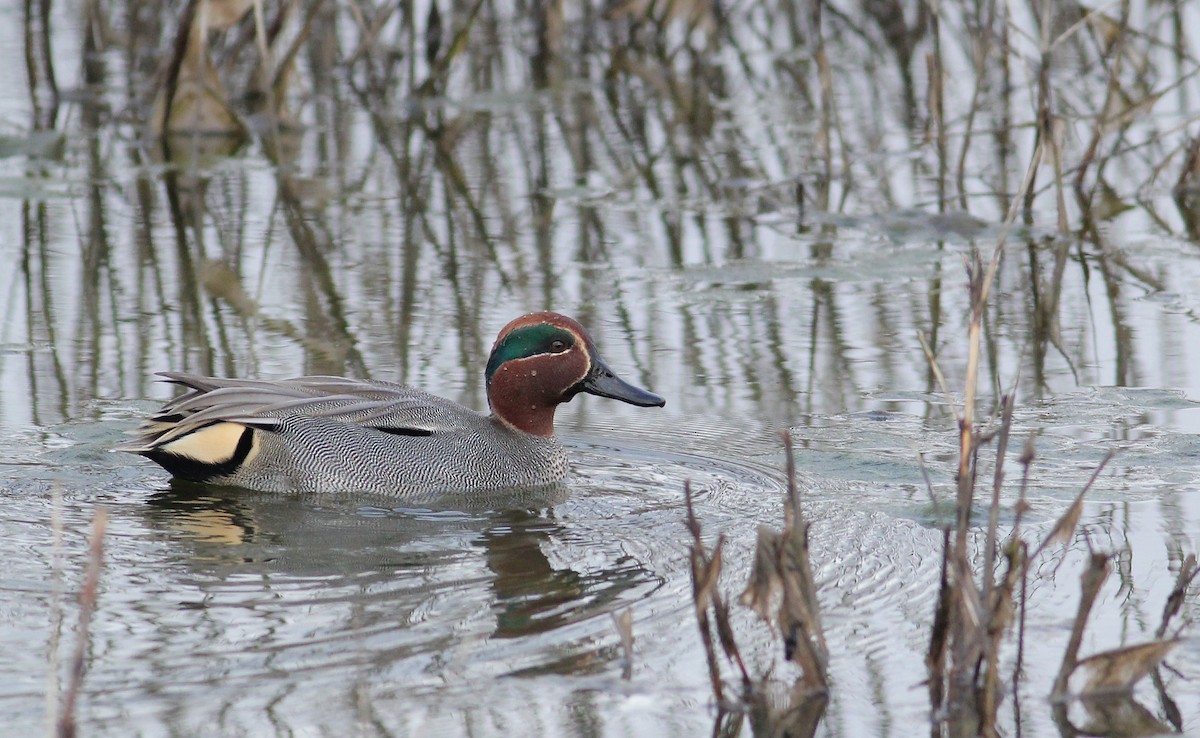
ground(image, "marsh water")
xmin=3 ymin=1 xmax=1200 ymax=736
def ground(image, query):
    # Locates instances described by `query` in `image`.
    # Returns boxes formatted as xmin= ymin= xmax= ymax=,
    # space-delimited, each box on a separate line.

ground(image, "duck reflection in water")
xmin=144 ymin=480 xmax=657 ymax=642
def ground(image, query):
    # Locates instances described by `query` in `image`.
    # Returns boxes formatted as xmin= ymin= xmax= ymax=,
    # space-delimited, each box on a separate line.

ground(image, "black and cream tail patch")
xmin=145 ymin=421 xmax=260 ymax=482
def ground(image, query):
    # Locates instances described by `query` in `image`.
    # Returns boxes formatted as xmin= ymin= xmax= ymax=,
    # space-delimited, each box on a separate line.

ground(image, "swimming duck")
xmin=117 ymin=312 xmax=665 ymax=495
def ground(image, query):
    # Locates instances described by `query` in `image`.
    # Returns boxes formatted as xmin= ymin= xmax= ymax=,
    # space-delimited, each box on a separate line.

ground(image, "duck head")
xmin=485 ymin=312 xmax=665 ymax=437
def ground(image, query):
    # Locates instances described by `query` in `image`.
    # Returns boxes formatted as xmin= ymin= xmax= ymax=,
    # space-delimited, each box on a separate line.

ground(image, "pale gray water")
xmin=3 ymin=1 xmax=1200 ymax=736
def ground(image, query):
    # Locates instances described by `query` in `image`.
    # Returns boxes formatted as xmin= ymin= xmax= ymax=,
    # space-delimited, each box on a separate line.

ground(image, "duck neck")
xmin=490 ymin=396 xmax=557 ymax=437
xmin=487 ymin=360 xmax=569 ymax=438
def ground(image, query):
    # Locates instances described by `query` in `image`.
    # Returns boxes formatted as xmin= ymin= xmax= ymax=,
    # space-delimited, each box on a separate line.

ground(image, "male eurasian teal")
xmin=118 ymin=312 xmax=665 ymax=495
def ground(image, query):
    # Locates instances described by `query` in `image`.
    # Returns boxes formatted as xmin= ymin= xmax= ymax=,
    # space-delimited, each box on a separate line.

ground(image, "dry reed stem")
xmin=736 ymin=435 xmax=828 ymax=691
xmin=251 ymin=0 xmax=271 ymax=71
xmin=778 ymin=433 xmax=828 ymax=690
xmin=57 ymin=507 xmax=108 ymax=738
xmin=954 ymin=256 xmax=983 ymax=546
xmin=921 ymin=245 xmax=1007 ymax=734
xmin=1030 ymin=449 xmax=1116 ymax=561
xmin=684 ymin=479 xmax=725 ymax=703
xmin=1013 ymin=435 xmax=1036 ymax=682
xmin=1051 ymin=551 xmax=1111 ymax=700
xmin=982 ymin=392 xmax=1016 ymax=601
xmin=688 ymin=433 xmax=828 ymax=715
xmin=268 ymin=0 xmax=325 ymax=104
xmin=981 ymin=539 xmax=1023 ymax=722
xmin=926 ymin=527 xmax=952 ymax=715
xmin=977 ymin=392 xmax=1019 ymax=728
xmin=921 ymin=78 xmax=1041 ymax=720
xmin=944 ymin=247 xmax=1007 ymax=733
xmin=1156 ymin=554 xmax=1199 ymax=639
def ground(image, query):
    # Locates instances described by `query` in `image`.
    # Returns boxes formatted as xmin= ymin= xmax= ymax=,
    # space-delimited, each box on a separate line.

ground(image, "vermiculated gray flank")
xmin=118 ymin=373 xmax=569 ymax=495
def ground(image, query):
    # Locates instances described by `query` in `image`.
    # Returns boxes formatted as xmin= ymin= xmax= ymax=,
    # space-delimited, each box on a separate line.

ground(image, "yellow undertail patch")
xmin=161 ymin=421 xmax=260 ymax=466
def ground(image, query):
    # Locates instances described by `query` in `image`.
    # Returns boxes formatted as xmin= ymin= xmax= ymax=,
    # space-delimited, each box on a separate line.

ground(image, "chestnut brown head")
xmin=484 ymin=312 xmax=665 ymax=436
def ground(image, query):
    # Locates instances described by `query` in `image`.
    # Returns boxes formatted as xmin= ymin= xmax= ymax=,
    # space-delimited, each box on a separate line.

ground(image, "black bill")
xmin=578 ymin=356 xmax=666 ymax=407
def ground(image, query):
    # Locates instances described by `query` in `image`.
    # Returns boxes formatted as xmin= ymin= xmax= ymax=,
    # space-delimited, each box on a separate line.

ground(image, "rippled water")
xmin=4 ymin=403 xmax=1198 ymax=736
xmin=4 ymin=1 xmax=1200 ymax=736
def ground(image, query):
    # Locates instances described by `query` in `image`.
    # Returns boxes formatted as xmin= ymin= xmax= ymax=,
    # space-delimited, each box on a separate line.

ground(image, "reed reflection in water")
xmin=3 ymin=0 xmax=1200 ymax=433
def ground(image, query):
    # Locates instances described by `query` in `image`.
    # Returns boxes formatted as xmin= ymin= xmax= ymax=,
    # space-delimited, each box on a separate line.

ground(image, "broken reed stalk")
xmin=683 ymin=481 xmax=750 ymax=704
xmin=1051 ymin=551 xmax=1111 ymax=700
xmin=926 ymin=527 xmax=953 ymax=714
xmin=738 ymin=438 xmax=829 ymax=694
xmin=953 ymin=245 xmax=1002 ymax=547
xmin=978 ymin=391 xmax=1019 ymax=724
xmin=778 ymin=432 xmax=828 ymax=691
xmin=925 ymin=244 xmax=1009 ymax=734
xmin=1046 ymin=527 xmax=1194 ymax=708
xmin=685 ymin=433 xmax=829 ymax=714
xmin=1029 ymin=449 xmax=1116 ymax=561
xmin=57 ymin=507 xmax=108 ymax=738
xmin=1156 ymin=554 xmax=1199 ymax=639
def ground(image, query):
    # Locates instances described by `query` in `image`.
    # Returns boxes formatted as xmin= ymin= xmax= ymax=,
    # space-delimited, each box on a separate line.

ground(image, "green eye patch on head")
xmin=486 ymin=323 xmax=577 ymax=384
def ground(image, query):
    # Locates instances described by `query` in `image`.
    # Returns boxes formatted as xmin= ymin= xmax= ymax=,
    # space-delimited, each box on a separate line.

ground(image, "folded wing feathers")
xmin=123 ymin=373 xmax=453 ymax=451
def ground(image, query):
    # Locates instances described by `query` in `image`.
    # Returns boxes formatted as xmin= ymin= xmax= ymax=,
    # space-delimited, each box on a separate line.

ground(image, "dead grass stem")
xmin=684 ymin=432 xmax=828 ymax=733
xmin=56 ymin=507 xmax=108 ymax=738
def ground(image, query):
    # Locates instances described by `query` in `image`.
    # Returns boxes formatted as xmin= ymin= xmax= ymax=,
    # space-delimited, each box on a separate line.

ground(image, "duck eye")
xmin=550 ymin=339 xmax=567 ymax=352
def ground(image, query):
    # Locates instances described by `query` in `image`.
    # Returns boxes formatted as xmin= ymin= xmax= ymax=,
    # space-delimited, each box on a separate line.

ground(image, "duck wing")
xmin=116 ymin=372 xmax=476 ymax=453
